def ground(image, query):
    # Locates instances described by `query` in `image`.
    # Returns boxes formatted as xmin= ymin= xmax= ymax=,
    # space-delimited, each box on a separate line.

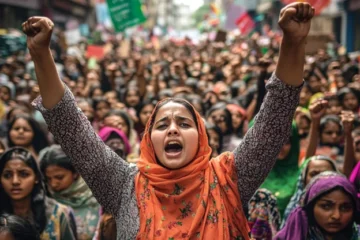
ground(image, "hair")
xmin=324 ymin=94 xmax=340 ymax=103
xmin=89 ymin=85 xmax=103 ymax=99
xmin=319 ymin=115 xmax=342 ymax=144
xmin=0 ymin=139 xmax=6 ymax=154
xmin=136 ymin=100 xmax=156 ymax=121
xmin=337 ymin=87 xmax=360 ymax=108
xmin=187 ymin=95 xmax=205 ymax=116
xmin=7 ymin=114 xmax=49 ymax=155
xmin=0 ymin=147 xmax=47 ymax=233
xmin=92 ymin=97 xmax=110 ymax=111
xmin=39 ymin=145 xmax=76 ymax=177
xmin=123 ymin=87 xmax=141 ymax=108
xmin=0 ymin=85 xmax=12 ymax=101
xmin=148 ymin=98 xmax=199 ymax=133
xmin=206 ymin=103 xmax=233 ymax=135
xmin=104 ymin=110 xmax=133 ymax=137
xmin=5 ymin=105 xmax=31 ymax=122
xmin=303 ymin=155 xmax=337 ymax=182
xmin=305 ymin=186 xmax=356 ymax=239
xmin=0 ymin=213 xmax=40 ymax=240
xmin=205 ymin=123 xmax=223 ymax=154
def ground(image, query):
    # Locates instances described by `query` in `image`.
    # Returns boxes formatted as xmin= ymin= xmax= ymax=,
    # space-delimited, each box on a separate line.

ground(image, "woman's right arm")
xmin=23 ymin=17 xmax=135 ymax=215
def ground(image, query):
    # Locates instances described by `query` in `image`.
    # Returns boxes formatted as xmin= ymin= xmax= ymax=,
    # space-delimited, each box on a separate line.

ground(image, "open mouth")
xmin=165 ymin=141 xmax=183 ymax=153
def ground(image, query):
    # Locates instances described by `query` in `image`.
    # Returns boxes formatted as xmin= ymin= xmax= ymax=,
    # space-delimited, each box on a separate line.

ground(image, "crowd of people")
xmin=0 ymin=2 xmax=359 ymax=240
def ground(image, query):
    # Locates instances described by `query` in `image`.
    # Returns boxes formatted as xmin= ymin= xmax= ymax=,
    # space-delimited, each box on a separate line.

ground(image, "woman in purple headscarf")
xmin=275 ymin=171 xmax=360 ymax=240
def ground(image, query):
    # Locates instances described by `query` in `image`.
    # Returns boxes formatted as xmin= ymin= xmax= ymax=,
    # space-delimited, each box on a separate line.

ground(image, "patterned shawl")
xmin=248 ymin=188 xmax=281 ymax=240
xmin=135 ymin=98 xmax=249 ymax=239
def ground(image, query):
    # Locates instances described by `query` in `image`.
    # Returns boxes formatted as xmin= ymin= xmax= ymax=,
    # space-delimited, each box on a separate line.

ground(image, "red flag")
xmin=280 ymin=0 xmax=330 ymax=15
xmin=235 ymin=12 xmax=255 ymax=35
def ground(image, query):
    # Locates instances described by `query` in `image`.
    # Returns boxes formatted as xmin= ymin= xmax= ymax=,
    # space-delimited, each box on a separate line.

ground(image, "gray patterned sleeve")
xmin=32 ymin=86 xmax=137 ymax=216
xmin=233 ymin=74 xmax=302 ymax=208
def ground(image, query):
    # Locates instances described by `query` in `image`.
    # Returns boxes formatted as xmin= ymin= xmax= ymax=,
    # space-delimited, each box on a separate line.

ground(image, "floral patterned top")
xmin=32 ymin=74 xmax=301 ymax=239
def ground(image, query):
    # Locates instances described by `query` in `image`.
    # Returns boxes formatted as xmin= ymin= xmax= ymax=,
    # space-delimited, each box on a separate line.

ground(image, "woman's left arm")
xmin=233 ymin=2 xmax=314 ymax=206
xmin=341 ymin=111 xmax=356 ymax=177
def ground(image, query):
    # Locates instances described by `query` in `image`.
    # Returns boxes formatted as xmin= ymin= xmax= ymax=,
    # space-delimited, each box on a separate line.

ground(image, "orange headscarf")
xmin=136 ymin=99 xmax=250 ymax=239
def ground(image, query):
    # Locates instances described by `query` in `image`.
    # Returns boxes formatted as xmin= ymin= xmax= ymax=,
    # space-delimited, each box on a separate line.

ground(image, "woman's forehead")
xmin=317 ymin=189 xmax=352 ymax=202
xmin=154 ymin=102 xmax=194 ymax=121
xmin=3 ymin=159 xmax=30 ymax=169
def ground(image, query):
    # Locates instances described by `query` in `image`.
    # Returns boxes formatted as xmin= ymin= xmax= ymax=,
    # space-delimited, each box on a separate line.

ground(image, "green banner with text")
xmin=106 ymin=0 xmax=146 ymax=32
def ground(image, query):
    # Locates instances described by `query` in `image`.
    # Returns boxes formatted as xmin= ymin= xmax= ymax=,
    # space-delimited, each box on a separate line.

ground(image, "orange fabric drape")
xmin=136 ymin=99 xmax=250 ymax=239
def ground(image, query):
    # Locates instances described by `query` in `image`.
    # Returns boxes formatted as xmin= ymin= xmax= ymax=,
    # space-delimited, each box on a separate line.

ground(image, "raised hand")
xmin=22 ymin=17 xmax=54 ymax=54
xmin=340 ymin=111 xmax=355 ymax=135
xmin=309 ymin=99 xmax=328 ymax=121
xmin=278 ymin=2 xmax=315 ymax=43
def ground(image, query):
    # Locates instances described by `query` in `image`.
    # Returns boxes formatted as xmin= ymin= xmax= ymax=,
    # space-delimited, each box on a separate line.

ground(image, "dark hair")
xmin=92 ymin=97 xmax=111 ymax=111
xmin=89 ymin=86 xmax=103 ymax=99
xmin=0 ymin=213 xmax=40 ymax=240
xmin=337 ymin=87 xmax=360 ymax=108
xmin=319 ymin=115 xmax=342 ymax=143
xmin=39 ymin=145 xmax=76 ymax=176
xmin=7 ymin=115 xmax=49 ymax=155
xmin=324 ymin=93 xmax=340 ymax=103
xmin=303 ymin=155 xmax=337 ymax=183
xmin=148 ymin=98 xmax=199 ymax=133
xmin=123 ymin=87 xmax=141 ymax=108
xmin=0 ymin=147 xmax=47 ymax=233
xmin=187 ymin=95 xmax=205 ymax=116
xmin=6 ymin=105 xmax=31 ymax=122
xmin=206 ymin=103 xmax=233 ymax=135
xmin=305 ymin=186 xmax=356 ymax=238
xmin=0 ymin=85 xmax=12 ymax=102
xmin=104 ymin=110 xmax=132 ymax=137
xmin=136 ymin=100 xmax=156 ymax=120
xmin=205 ymin=123 xmax=223 ymax=154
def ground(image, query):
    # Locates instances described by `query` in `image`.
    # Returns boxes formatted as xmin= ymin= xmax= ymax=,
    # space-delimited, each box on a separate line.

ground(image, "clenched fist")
xmin=22 ymin=17 xmax=54 ymax=54
xmin=279 ymin=2 xmax=315 ymax=43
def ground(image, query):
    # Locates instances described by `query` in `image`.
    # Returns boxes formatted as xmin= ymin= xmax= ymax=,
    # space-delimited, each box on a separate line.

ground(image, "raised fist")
xmin=279 ymin=2 xmax=315 ymax=42
xmin=22 ymin=17 xmax=54 ymax=53
xmin=340 ymin=111 xmax=355 ymax=135
xmin=309 ymin=99 xmax=328 ymax=121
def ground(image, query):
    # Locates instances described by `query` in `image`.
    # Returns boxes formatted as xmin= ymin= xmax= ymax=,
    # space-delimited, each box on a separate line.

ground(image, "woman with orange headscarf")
xmin=23 ymin=2 xmax=314 ymax=239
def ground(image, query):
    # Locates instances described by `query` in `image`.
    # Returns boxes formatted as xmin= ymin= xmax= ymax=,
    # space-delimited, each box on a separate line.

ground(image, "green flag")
xmin=106 ymin=0 xmax=146 ymax=32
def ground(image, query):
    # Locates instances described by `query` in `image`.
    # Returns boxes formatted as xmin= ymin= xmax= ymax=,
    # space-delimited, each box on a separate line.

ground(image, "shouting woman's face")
xmin=151 ymin=102 xmax=199 ymax=170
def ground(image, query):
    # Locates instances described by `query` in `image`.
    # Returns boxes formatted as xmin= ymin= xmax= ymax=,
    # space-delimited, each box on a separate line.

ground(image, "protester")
xmin=0 ymin=147 xmax=76 ymax=239
xmin=98 ymin=127 xmax=131 ymax=159
xmin=39 ymin=145 xmax=100 ymax=240
xmin=281 ymin=155 xmax=338 ymax=226
xmin=23 ymin=2 xmax=314 ymax=239
xmin=0 ymin=213 xmax=40 ymax=240
xmin=7 ymin=114 xmax=49 ymax=158
xmin=275 ymin=172 xmax=360 ymax=240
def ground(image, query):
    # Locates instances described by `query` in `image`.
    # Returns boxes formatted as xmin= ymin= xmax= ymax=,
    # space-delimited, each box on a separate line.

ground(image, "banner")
xmin=236 ymin=12 xmax=255 ymax=35
xmin=281 ymin=0 xmax=330 ymax=15
xmin=86 ymin=45 xmax=105 ymax=60
xmin=106 ymin=0 xmax=146 ymax=32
